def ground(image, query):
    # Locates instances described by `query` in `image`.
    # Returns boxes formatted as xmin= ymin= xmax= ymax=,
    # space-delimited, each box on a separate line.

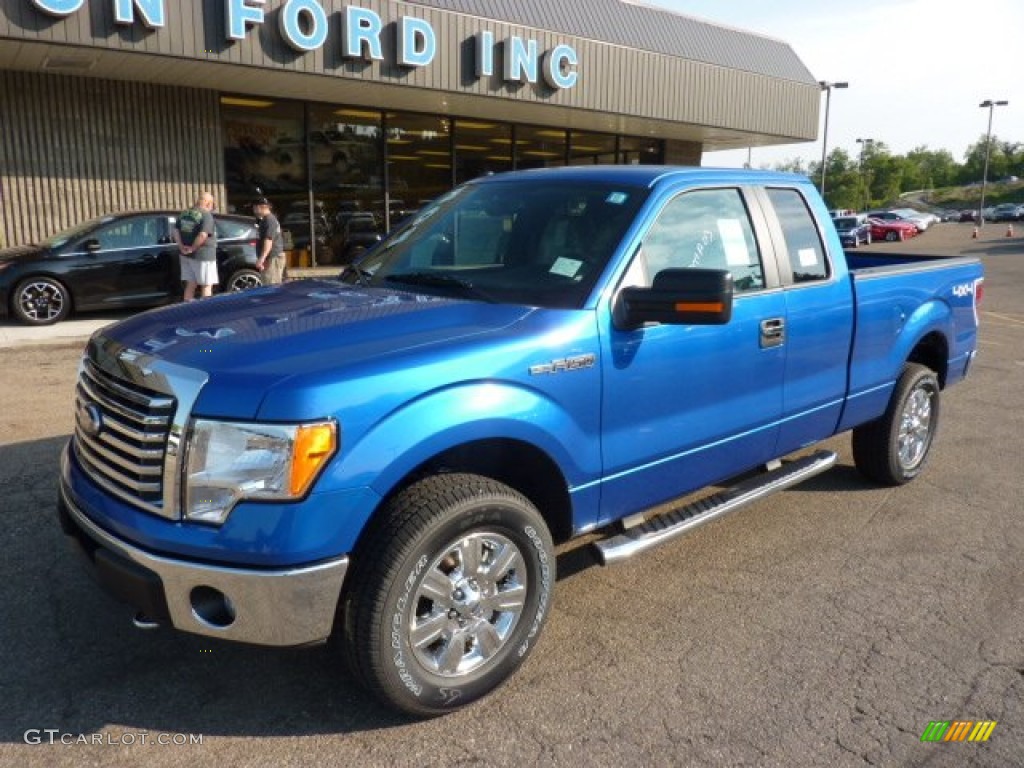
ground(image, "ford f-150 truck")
xmin=58 ymin=167 xmax=984 ymax=716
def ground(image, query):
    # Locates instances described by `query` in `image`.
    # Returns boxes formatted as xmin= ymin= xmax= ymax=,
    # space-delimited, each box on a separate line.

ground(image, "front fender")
xmin=322 ymin=380 xmax=599 ymax=501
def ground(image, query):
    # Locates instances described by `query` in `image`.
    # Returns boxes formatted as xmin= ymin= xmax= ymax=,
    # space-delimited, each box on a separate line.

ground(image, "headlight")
xmin=185 ymin=419 xmax=338 ymax=525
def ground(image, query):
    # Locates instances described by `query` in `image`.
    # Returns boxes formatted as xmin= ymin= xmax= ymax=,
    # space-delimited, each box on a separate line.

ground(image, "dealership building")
xmin=0 ymin=0 xmax=820 ymax=263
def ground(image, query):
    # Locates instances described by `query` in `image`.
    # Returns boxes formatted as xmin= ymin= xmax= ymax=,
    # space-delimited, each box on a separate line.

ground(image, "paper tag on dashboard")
xmin=550 ymin=257 xmax=583 ymax=278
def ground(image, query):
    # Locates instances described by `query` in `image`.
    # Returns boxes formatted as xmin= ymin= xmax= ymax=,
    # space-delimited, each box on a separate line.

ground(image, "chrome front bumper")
xmin=59 ymin=483 xmax=349 ymax=647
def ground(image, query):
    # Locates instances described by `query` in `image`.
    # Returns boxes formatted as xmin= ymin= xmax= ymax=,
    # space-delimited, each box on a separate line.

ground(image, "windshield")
xmin=342 ymin=179 xmax=649 ymax=309
xmin=834 ymin=217 xmax=858 ymax=229
xmin=40 ymin=216 xmax=112 ymax=249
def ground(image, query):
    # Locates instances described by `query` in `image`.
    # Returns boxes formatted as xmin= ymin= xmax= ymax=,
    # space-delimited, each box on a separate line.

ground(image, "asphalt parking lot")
xmin=0 ymin=223 xmax=1021 ymax=767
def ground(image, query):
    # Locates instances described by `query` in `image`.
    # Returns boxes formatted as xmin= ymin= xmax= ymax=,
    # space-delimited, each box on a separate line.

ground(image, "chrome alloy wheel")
xmin=18 ymin=279 xmax=66 ymax=322
xmin=228 ymin=270 xmax=263 ymax=291
xmin=407 ymin=532 xmax=527 ymax=677
xmin=898 ymin=386 xmax=933 ymax=470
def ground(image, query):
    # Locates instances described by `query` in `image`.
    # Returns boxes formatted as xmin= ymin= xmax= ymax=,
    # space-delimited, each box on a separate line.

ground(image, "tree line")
xmin=770 ymin=135 xmax=1024 ymax=210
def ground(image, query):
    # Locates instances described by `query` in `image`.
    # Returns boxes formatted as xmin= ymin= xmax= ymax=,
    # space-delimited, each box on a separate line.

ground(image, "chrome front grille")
xmin=74 ymin=358 xmax=176 ymax=515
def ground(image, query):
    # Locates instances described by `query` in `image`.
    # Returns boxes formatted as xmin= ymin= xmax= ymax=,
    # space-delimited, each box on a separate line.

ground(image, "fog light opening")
xmin=190 ymin=586 xmax=236 ymax=628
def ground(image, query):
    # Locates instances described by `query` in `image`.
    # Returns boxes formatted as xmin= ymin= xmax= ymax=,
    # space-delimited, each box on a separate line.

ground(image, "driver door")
xmin=71 ymin=215 xmax=177 ymax=309
xmin=599 ymin=186 xmax=786 ymax=521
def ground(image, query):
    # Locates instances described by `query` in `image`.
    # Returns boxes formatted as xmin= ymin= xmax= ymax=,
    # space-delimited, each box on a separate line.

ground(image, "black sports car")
xmin=0 ymin=211 xmax=264 ymax=325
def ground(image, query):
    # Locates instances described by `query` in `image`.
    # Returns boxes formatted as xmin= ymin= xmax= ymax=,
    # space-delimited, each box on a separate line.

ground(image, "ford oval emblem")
xmin=78 ymin=402 xmax=103 ymax=438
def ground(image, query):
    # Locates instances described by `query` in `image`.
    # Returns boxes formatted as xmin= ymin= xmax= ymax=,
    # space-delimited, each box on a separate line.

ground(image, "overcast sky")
xmin=642 ymin=0 xmax=1023 ymax=169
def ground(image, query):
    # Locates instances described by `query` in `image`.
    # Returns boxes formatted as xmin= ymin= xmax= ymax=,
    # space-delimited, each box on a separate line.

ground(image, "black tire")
xmin=339 ymin=473 xmax=555 ymax=717
xmin=885 ymin=230 xmax=899 ymax=242
xmin=226 ymin=268 xmax=263 ymax=292
xmin=12 ymin=276 xmax=71 ymax=325
xmin=852 ymin=363 xmax=940 ymax=486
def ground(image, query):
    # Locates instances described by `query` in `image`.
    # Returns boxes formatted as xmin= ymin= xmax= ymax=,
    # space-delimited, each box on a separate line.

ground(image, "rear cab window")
xmin=765 ymin=188 xmax=830 ymax=283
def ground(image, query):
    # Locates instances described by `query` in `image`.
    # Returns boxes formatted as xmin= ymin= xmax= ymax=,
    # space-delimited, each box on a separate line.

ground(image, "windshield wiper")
xmin=339 ymin=263 xmax=373 ymax=286
xmin=384 ymin=272 xmax=496 ymax=302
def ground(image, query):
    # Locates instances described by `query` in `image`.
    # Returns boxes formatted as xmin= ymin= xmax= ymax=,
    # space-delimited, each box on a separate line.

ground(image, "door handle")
xmin=760 ymin=318 xmax=785 ymax=348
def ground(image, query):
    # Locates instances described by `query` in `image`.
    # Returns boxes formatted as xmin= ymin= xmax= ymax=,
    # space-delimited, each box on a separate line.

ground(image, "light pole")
xmin=818 ymin=80 xmax=848 ymax=200
xmin=978 ymin=99 xmax=1008 ymax=227
xmin=856 ymin=137 xmax=874 ymax=211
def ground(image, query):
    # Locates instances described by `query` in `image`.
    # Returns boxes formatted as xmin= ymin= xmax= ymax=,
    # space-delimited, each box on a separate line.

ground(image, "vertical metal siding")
xmin=0 ymin=71 xmax=224 ymax=247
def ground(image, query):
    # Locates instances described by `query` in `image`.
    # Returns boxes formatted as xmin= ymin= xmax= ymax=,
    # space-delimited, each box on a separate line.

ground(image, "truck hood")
xmin=96 ymin=280 xmax=533 ymax=418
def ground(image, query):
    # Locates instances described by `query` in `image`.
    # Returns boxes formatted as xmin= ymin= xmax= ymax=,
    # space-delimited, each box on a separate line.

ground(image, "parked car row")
xmin=831 ymin=207 xmax=934 ymax=246
xmin=0 ymin=211 xmax=265 ymax=325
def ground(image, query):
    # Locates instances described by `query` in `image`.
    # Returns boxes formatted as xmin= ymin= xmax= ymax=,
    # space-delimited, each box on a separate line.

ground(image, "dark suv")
xmin=0 ymin=211 xmax=264 ymax=325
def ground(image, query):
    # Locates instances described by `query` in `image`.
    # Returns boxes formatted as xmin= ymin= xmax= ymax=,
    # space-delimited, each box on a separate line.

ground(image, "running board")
xmin=593 ymin=450 xmax=838 ymax=566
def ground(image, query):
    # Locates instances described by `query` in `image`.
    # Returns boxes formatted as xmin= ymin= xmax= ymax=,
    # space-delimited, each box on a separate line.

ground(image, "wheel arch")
xmin=907 ymin=330 xmax=949 ymax=388
xmin=363 ymin=438 xmax=574 ymax=549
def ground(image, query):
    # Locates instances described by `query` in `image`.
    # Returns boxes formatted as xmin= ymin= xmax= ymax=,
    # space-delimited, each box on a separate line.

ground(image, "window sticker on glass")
xmin=797 ymin=248 xmax=818 ymax=267
xmin=550 ymin=257 xmax=583 ymax=278
xmin=717 ymin=218 xmax=751 ymax=267
xmin=606 ymin=192 xmax=629 ymax=205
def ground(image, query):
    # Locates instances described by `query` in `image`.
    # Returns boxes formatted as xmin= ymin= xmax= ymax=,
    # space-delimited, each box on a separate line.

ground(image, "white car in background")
xmin=890 ymin=208 xmax=937 ymax=232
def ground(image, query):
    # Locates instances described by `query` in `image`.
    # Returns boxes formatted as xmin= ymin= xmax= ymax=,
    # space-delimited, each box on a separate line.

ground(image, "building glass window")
xmin=516 ymin=126 xmax=567 ymax=169
xmin=221 ymin=96 xmax=307 ymax=254
xmin=455 ymin=120 xmax=512 ymax=184
xmin=619 ymin=135 xmax=663 ymax=165
xmin=309 ymin=105 xmax=383 ymax=264
xmin=221 ymin=94 xmax=673 ymax=266
xmin=386 ymin=111 xmax=453 ymax=230
xmin=569 ymin=131 xmax=617 ymax=166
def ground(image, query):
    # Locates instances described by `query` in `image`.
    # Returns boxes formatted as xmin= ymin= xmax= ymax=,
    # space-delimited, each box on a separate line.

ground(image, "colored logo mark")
xmin=920 ymin=720 xmax=997 ymax=742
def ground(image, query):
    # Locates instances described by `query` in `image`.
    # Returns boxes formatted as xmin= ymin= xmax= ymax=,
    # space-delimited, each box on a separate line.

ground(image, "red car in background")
xmin=866 ymin=217 xmax=918 ymax=242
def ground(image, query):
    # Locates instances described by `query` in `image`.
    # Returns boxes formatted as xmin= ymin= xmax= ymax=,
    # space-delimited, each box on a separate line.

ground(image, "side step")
xmin=593 ymin=450 xmax=837 ymax=566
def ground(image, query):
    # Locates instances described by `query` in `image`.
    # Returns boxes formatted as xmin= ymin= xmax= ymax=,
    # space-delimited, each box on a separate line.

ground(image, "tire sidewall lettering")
xmin=384 ymin=501 xmax=553 ymax=709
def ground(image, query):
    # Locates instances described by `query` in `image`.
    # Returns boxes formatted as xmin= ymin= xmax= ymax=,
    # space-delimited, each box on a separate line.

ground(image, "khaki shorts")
xmin=180 ymin=256 xmax=219 ymax=286
xmin=264 ymin=254 xmax=287 ymax=285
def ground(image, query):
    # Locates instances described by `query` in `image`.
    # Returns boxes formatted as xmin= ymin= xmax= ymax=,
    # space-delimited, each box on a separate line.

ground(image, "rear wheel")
xmin=12 ymin=276 xmax=71 ymax=325
xmin=885 ymin=230 xmax=899 ymax=242
xmin=852 ymin=363 xmax=940 ymax=485
xmin=339 ymin=473 xmax=555 ymax=716
xmin=226 ymin=268 xmax=263 ymax=292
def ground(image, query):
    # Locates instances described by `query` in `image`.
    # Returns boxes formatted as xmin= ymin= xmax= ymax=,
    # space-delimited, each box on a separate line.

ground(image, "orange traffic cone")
xmin=972 ymin=227 xmax=979 ymax=239
xmin=1007 ymin=224 xmax=1014 ymax=237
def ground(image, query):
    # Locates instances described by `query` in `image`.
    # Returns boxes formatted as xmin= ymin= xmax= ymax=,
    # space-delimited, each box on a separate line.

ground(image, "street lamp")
xmin=856 ymin=137 xmax=874 ymax=211
xmin=818 ymin=80 xmax=849 ymax=199
xmin=978 ymin=99 xmax=1008 ymax=227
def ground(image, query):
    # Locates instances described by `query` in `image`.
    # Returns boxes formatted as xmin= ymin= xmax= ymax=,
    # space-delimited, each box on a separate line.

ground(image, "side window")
xmin=629 ymin=188 xmax=764 ymax=293
xmin=765 ymin=188 xmax=829 ymax=283
xmin=215 ymin=217 xmax=255 ymax=240
xmin=91 ymin=218 xmax=160 ymax=250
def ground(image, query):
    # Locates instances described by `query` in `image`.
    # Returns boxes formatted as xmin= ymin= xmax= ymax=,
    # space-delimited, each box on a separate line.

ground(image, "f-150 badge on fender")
xmin=529 ymin=353 xmax=596 ymax=376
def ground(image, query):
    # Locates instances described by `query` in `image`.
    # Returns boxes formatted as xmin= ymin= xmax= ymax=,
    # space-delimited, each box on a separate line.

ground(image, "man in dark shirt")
xmin=173 ymin=192 xmax=219 ymax=300
xmin=253 ymin=198 xmax=286 ymax=285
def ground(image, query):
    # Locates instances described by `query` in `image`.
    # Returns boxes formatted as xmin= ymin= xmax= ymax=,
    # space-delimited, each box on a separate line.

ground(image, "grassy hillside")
xmin=926 ymin=179 xmax=1024 ymax=209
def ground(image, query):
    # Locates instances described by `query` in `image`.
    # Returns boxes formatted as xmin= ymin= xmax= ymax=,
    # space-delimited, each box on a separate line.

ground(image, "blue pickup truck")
xmin=58 ymin=167 xmax=984 ymax=715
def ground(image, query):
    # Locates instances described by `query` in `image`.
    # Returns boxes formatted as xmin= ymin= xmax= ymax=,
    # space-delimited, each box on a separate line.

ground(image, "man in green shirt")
xmin=173 ymin=192 xmax=219 ymax=300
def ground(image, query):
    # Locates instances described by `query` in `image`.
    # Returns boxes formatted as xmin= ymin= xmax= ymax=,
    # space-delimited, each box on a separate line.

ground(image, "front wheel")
xmin=339 ymin=473 xmax=555 ymax=716
xmin=852 ymin=363 xmax=940 ymax=485
xmin=13 ymin=276 xmax=71 ymax=325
